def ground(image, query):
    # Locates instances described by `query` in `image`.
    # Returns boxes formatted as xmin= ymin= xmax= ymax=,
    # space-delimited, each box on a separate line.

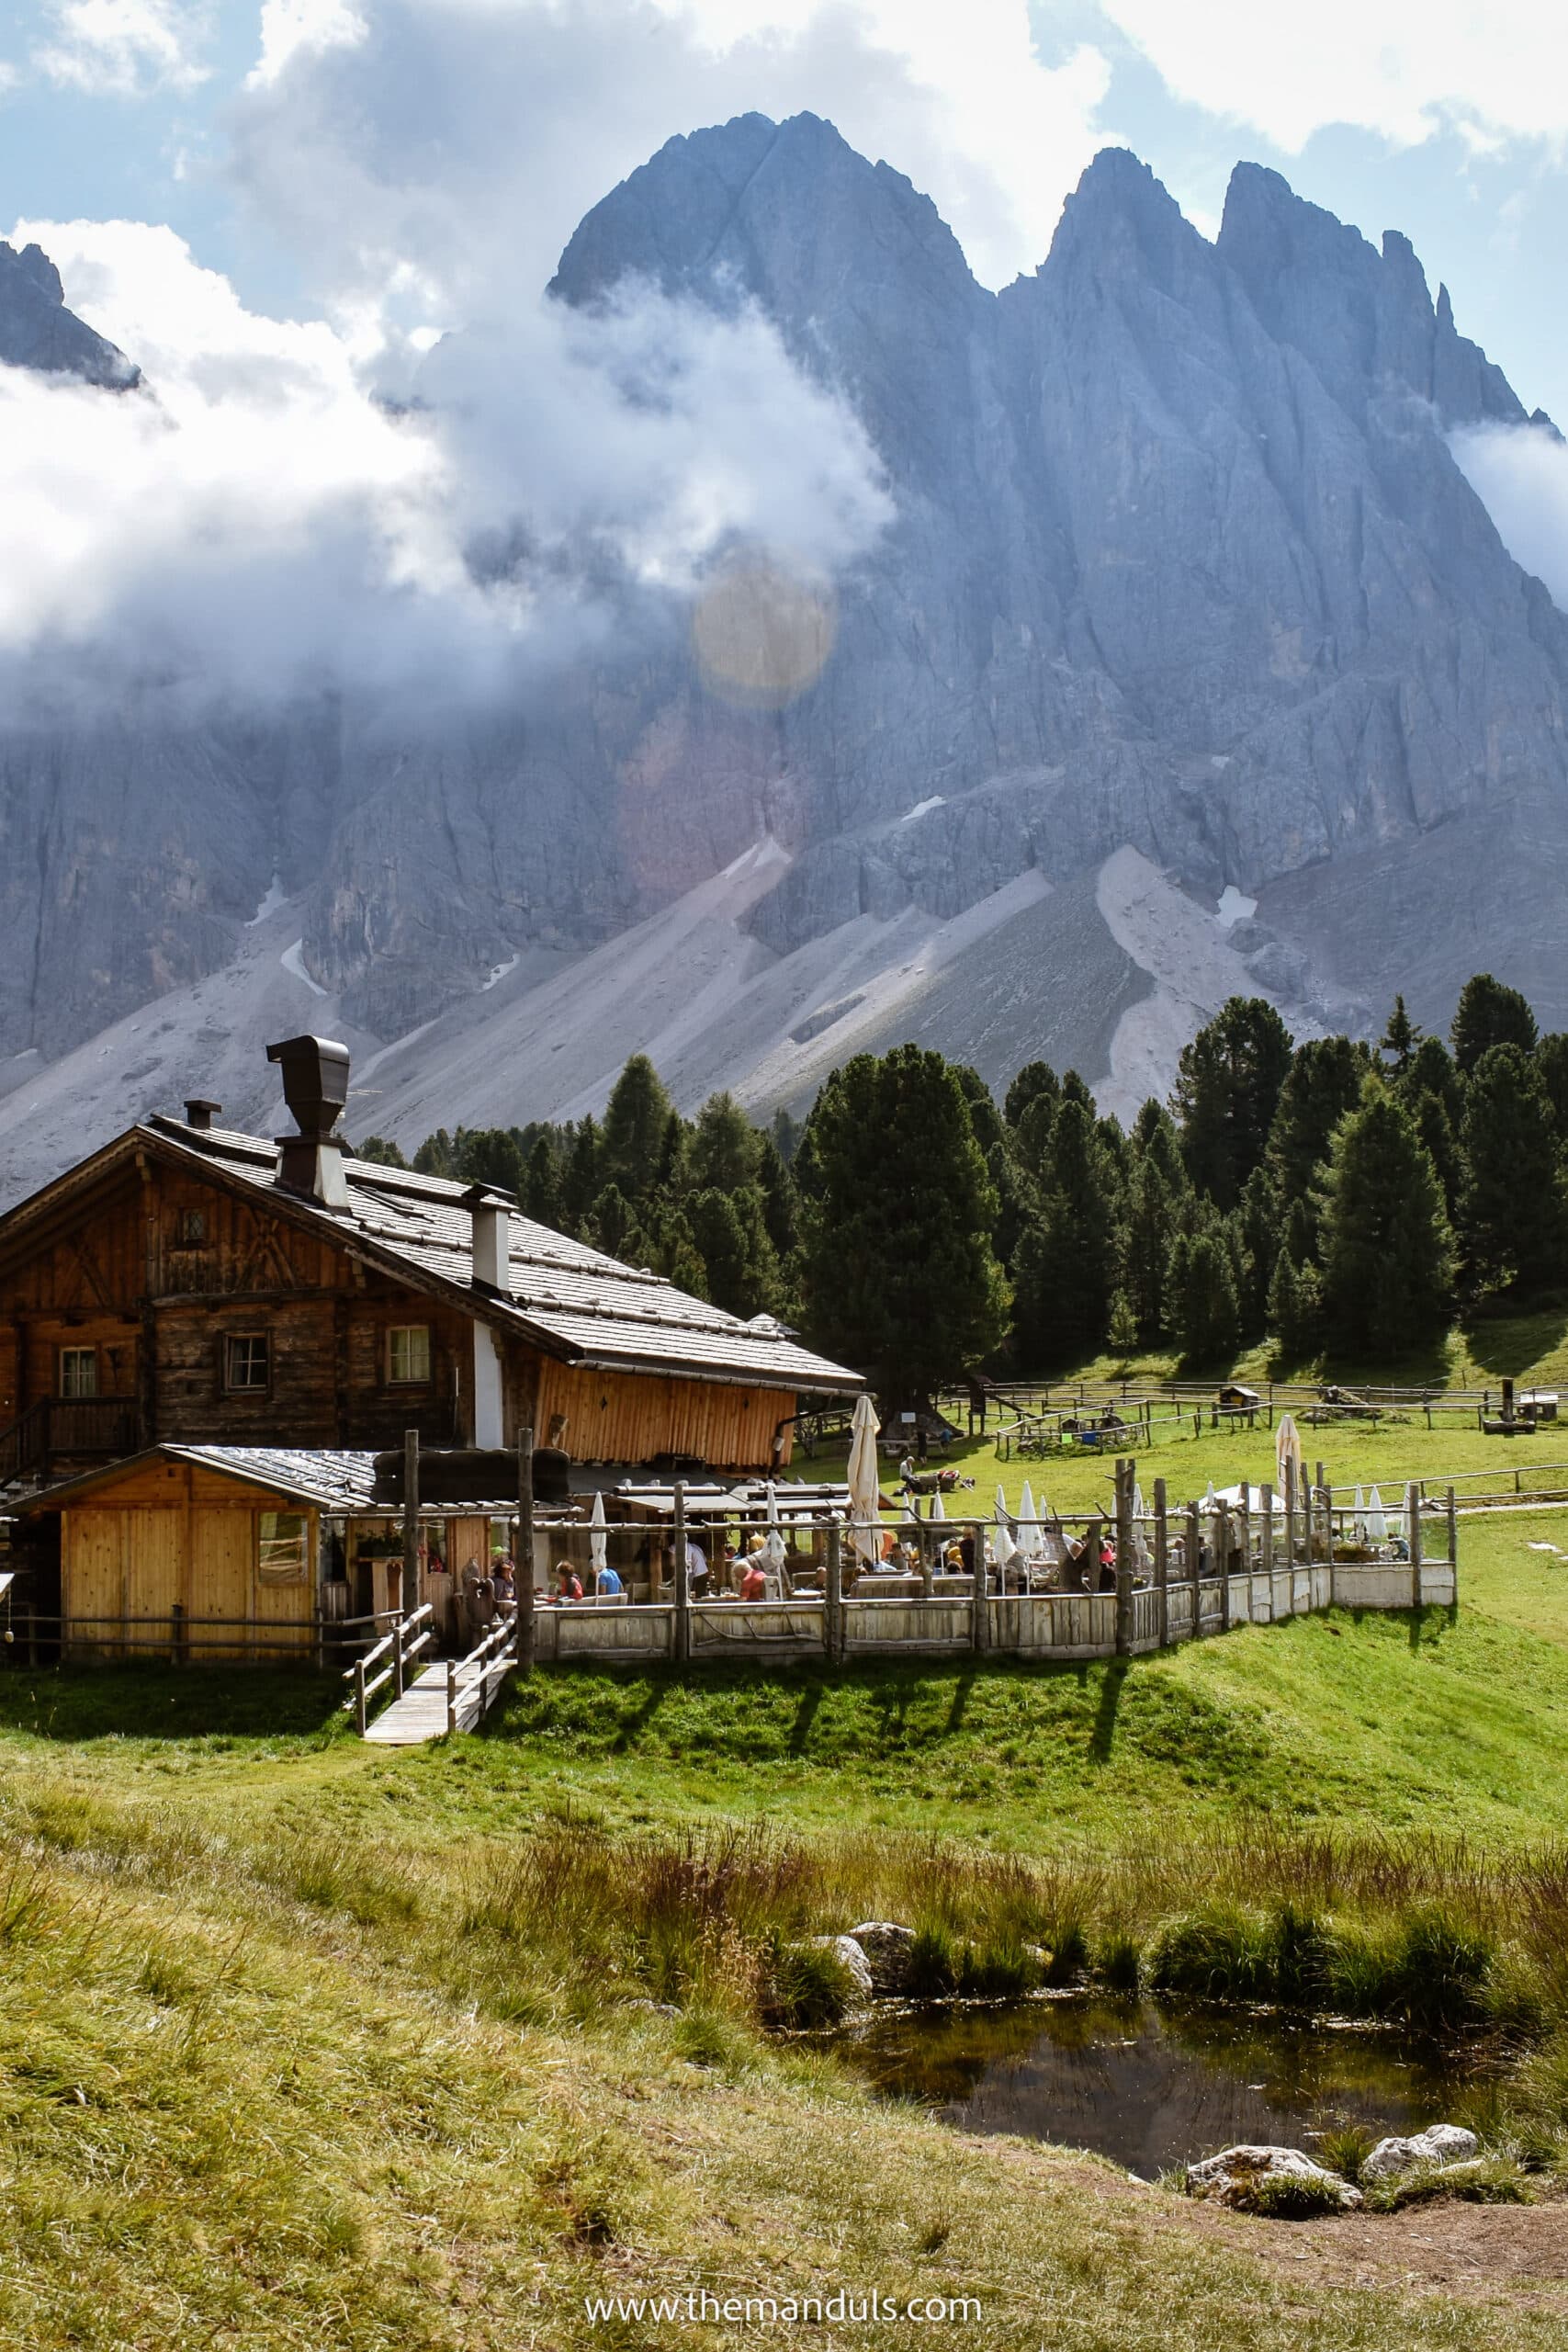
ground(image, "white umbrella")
xmin=993 ymin=1497 xmax=1019 ymax=1569
xmin=762 ymin=1478 xmax=788 ymax=1595
xmin=1019 ymin=1479 xmax=1040 ymax=1557
xmin=1365 ymin=1486 xmax=1388 ymax=1545
xmin=996 ymin=1480 xmax=1011 ymax=1527
xmin=1276 ymin=1413 xmax=1304 ymax=1499
xmin=590 ymin=1488 xmax=607 ymax=1592
xmin=929 ymin=1487 xmax=946 ymax=1523
xmin=846 ymin=1393 xmax=881 ymax=1567
xmin=1351 ymin=1484 xmax=1367 ymax=1540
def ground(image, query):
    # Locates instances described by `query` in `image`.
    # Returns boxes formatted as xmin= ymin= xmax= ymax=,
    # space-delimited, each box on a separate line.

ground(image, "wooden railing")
xmin=343 ymin=1604 xmax=434 ymax=1733
xmin=442 ymin=1617 xmax=515 ymax=1733
xmin=0 ymin=1396 xmax=139 ymax=1485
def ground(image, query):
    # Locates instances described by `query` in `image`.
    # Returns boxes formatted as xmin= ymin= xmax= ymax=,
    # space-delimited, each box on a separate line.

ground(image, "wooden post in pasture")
xmin=401 ymin=1429 xmax=420 ymax=1634
xmin=514 ymin=1425 xmax=536 ymax=1674
xmin=1114 ymin=1457 xmax=1134 ymax=1657
xmin=1187 ymin=1499 xmax=1202 ymax=1636
xmin=1237 ymin=1481 xmax=1252 ymax=1590
xmin=1260 ymin=1482 xmax=1275 ymax=1587
xmin=825 ymin=1519 xmax=843 ymax=1667
xmin=1217 ymin=1499 xmax=1232 ymax=1631
xmin=1301 ymin=1461 xmax=1314 ymax=1566
xmin=1447 ymin=1486 xmax=1459 ymax=1591
xmin=1407 ymin=1482 xmax=1424 ymax=1611
xmin=1153 ymin=1476 xmax=1169 ymax=1649
xmin=1314 ymin=1462 xmax=1327 ymax=1562
xmin=672 ymin=1480 xmax=691 ymax=1666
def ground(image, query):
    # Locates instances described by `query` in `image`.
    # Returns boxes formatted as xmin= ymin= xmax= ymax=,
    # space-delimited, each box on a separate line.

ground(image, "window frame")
xmin=386 ymin=1323 xmax=433 ymax=1386
xmin=223 ymin=1331 xmax=272 ymax=1394
xmin=58 ymin=1345 xmax=98 ymax=1400
xmin=172 ymin=1207 xmax=207 ymax=1248
xmin=257 ymin=1510 xmax=310 ymax=1585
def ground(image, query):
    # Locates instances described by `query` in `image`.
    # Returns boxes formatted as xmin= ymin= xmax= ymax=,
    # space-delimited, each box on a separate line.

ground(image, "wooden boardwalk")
xmin=363 ymin=1654 xmax=513 ymax=1745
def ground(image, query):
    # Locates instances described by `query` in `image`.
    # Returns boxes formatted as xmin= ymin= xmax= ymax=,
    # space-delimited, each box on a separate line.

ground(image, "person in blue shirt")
xmin=595 ymin=1562 xmax=624 ymax=1597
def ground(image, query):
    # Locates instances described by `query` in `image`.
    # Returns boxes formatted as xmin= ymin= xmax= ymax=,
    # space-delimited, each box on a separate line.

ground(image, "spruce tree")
xmin=1004 ymin=1062 xmax=1059 ymax=1128
xmin=1122 ymin=1150 xmax=1181 ymax=1344
xmin=688 ymin=1093 xmax=761 ymax=1194
xmin=1317 ymin=1088 xmax=1453 ymax=1355
xmin=522 ymin=1135 xmax=562 ymax=1227
xmin=1173 ymin=997 xmax=1294 ymax=1209
xmin=1458 ymin=1044 xmax=1568 ymax=1294
xmin=1233 ymin=1164 xmax=1281 ymax=1339
xmin=1379 ymin=994 xmax=1422 ymax=1072
xmin=1450 ymin=974 xmax=1539 ymax=1075
xmin=1268 ymin=1036 xmax=1368 ymax=1222
xmin=601 ymin=1055 xmax=677 ymax=1198
xmin=796 ymin=1046 xmax=1009 ymax=1401
xmin=1164 ymin=1227 xmax=1241 ymax=1367
xmin=1011 ymin=1098 xmax=1118 ymax=1370
xmin=559 ymin=1117 xmax=604 ymax=1235
xmin=1536 ymin=1035 xmax=1568 ymax=1139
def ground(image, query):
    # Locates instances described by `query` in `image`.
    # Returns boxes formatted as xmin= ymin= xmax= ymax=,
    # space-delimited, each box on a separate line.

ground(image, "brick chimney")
xmin=266 ymin=1035 xmax=351 ymax=1210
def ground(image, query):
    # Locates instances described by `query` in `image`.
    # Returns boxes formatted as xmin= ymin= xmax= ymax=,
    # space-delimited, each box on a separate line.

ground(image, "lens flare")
xmin=691 ymin=559 xmax=836 ymax=708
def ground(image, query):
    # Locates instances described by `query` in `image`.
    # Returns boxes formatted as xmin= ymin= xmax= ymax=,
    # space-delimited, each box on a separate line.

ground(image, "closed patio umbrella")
xmin=589 ymin=1488 xmax=607 ymax=1594
xmin=1365 ymin=1487 xmax=1388 ymax=1545
xmin=929 ymin=1487 xmax=946 ymax=1523
xmin=1351 ymin=1485 xmax=1367 ymax=1541
xmin=847 ymin=1394 xmax=881 ymax=1568
xmin=1018 ymin=1479 xmax=1040 ymax=1557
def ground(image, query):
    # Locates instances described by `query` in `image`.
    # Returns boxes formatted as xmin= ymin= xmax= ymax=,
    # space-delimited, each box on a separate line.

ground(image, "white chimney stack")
xmin=464 ymin=1184 xmax=514 ymax=1448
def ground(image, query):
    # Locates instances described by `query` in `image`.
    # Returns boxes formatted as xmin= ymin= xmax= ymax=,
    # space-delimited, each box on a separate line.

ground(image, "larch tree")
xmin=1450 ymin=973 xmax=1539 ymax=1075
xmin=1173 ymin=997 xmax=1294 ymax=1210
xmin=1457 ymin=1045 xmax=1568 ymax=1294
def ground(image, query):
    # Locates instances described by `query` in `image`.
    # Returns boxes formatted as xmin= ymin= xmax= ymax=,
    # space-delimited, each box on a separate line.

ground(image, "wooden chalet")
xmin=0 ymin=1035 xmax=862 ymax=1493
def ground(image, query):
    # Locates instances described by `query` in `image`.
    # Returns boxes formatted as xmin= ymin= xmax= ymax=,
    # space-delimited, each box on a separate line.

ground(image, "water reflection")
xmin=826 ymin=1998 xmax=1488 ymax=2177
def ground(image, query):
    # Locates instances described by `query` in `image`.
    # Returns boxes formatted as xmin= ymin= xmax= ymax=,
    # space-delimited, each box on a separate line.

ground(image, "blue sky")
xmin=2 ymin=2 xmax=1567 ymax=423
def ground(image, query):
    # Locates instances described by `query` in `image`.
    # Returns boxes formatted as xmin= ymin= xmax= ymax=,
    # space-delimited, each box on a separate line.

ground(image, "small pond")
xmin=822 ymin=1997 xmax=1494 ymax=2178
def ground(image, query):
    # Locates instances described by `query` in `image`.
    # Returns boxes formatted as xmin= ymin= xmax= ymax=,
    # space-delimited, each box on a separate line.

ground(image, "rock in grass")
xmin=849 ymin=1921 xmax=916 ymax=1995
xmin=811 ymin=1935 xmax=874 ymax=1999
xmin=1186 ymin=2145 xmax=1363 ymax=2213
xmin=1362 ymin=2124 xmax=1478 ymax=2179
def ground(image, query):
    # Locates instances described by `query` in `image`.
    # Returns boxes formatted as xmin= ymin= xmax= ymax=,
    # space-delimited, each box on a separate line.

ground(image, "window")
xmin=257 ymin=1511 xmax=309 ymax=1585
xmin=387 ymin=1324 xmax=431 ymax=1385
xmin=174 ymin=1208 xmax=206 ymax=1246
xmin=59 ymin=1347 xmax=97 ymax=1399
xmin=224 ymin=1332 xmax=270 ymax=1392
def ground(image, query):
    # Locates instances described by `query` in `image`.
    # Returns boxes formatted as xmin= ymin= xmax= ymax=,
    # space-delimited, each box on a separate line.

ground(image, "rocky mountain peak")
xmin=0 ymin=238 xmax=140 ymax=389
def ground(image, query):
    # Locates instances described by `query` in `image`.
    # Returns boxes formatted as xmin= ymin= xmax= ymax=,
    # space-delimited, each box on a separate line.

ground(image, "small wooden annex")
xmin=20 ymin=1443 xmax=528 ymax=1662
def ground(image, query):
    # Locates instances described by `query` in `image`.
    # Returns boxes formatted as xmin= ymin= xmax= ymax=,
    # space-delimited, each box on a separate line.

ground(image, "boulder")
xmin=810 ymin=1934 xmax=874 ymax=1999
xmin=1186 ymin=2145 xmax=1363 ymax=2211
xmin=1362 ymin=2125 xmax=1479 ymax=2180
xmin=849 ymin=1920 xmax=917 ymax=1995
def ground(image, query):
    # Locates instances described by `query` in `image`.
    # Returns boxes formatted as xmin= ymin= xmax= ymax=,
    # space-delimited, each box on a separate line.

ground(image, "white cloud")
xmin=33 ymin=0 xmax=212 ymax=96
xmin=248 ymin=0 xmax=365 ymax=89
xmin=1099 ymin=2 xmax=1568 ymax=156
xmin=1451 ymin=421 xmax=1568 ymax=613
xmin=0 ymin=216 xmax=889 ymax=704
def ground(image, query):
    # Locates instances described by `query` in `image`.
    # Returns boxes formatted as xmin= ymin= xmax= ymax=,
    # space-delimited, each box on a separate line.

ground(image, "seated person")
xmin=554 ymin=1562 xmax=583 ymax=1603
xmin=739 ymin=1549 xmax=768 ymax=1601
xmin=594 ymin=1561 xmax=624 ymax=1597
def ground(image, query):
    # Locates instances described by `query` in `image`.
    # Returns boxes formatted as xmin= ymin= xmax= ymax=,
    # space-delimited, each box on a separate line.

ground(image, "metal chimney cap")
xmin=461 ymin=1182 xmax=519 ymax=1211
xmin=265 ymin=1035 xmax=350 ymax=1137
xmin=184 ymin=1098 xmax=221 ymax=1132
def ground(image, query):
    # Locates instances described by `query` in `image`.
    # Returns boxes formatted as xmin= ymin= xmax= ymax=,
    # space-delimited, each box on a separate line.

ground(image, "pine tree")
xmin=1536 ymin=1035 xmax=1568 ymax=1139
xmin=688 ymin=1186 xmax=780 ymax=1319
xmin=1233 ymin=1164 xmax=1281 ymax=1339
xmin=356 ymin=1135 xmax=409 ymax=1168
xmin=559 ymin=1117 xmax=604 ymax=1234
xmin=1267 ymin=1036 xmax=1369 ymax=1230
xmin=1122 ymin=1149 xmax=1181 ymax=1344
xmin=412 ymin=1127 xmax=455 ymax=1178
xmin=1379 ymin=994 xmax=1422 ymax=1072
xmin=796 ymin=1046 xmax=1009 ymax=1401
xmin=1164 ymin=1227 xmax=1241 ymax=1367
xmin=1173 ymin=997 xmax=1294 ymax=1209
xmin=522 ymin=1135 xmax=562 ymax=1228
xmin=1450 ymin=973 xmax=1539 ymax=1075
xmin=1004 ymin=1061 xmax=1060 ymax=1129
xmin=1107 ymin=1289 xmax=1139 ymax=1363
xmin=688 ymin=1093 xmax=761 ymax=1194
xmin=753 ymin=1133 xmax=800 ymax=1260
xmin=1317 ymin=1088 xmax=1453 ymax=1355
xmin=1268 ymin=1250 xmax=1322 ymax=1364
xmin=1457 ymin=1044 xmax=1568 ymax=1294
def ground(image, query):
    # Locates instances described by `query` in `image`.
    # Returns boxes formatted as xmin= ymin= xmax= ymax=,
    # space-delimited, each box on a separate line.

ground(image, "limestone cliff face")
xmin=3 ymin=119 xmax=1568 ymax=1080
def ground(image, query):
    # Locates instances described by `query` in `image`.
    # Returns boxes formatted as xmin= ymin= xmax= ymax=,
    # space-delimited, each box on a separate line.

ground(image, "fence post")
xmin=355 ymin=1655 xmax=367 ymax=1738
xmin=1448 ymin=1486 xmax=1459 ymax=1590
xmin=1282 ymin=1454 xmax=1296 ymax=1569
xmin=1259 ymin=1482 xmax=1275 ymax=1588
xmin=401 ymin=1428 xmax=421 ymax=1622
xmin=170 ymin=1600 xmax=184 ymax=1667
xmin=446 ymin=1656 xmax=457 ymax=1736
xmin=1114 ymin=1458 xmax=1134 ymax=1657
xmin=514 ymin=1426 xmax=536 ymax=1674
xmin=969 ymin=1521 xmax=987 ymax=1652
xmin=826 ymin=1520 xmax=842 ymax=1666
xmin=1187 ymin=1500 xmax=1201 ymax=1635
xmin=1217 ymin=1502 xmax=1232 ymax=1631
xmin=1153 ymin=1476 xmax=1168 ymax=1649
xmin=1237 ymin=1481 xmax=1252 ymax=1603
xmin=1407 ymin=1482 xmax=1424 ymax=1611
xmin=673 ymin=1481 xmax=690 ymax=1666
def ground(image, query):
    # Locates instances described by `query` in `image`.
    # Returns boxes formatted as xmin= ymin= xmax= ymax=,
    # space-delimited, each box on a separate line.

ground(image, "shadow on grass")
xmin=1459 ymin=1304 xmax=1568 ymax=1380
xmin=1089 ymin=1661 xmax=1126 ymax=1762
xmin=0 ymin=1661 xmax=344 ymax=1744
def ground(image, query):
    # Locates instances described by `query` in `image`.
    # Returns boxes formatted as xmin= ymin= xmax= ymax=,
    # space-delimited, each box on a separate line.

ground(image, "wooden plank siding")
xmin=59 ymin=1459 xmax=317 ymax=1660
xmin=528 ymin=1361 xmax=796 ymax=1469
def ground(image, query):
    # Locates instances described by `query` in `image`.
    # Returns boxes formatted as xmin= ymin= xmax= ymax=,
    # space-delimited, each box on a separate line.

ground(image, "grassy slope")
xmin=5 ymin=1511 xmax=1568 ymax=2344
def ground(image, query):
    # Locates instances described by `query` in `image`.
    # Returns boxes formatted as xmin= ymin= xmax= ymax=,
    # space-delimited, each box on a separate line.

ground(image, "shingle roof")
xmin=136 ymin=1120 xmax=863 ymax=1396
xmin=20 ymin=1444 xmax=534 ymax=1515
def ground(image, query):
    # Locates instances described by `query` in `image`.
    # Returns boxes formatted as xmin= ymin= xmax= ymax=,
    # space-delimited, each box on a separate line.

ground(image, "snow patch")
xmin=480 ymin=956 xmax=519 ymax=992
xmin=1216 ymin=886 xmax=1257 ymax=927
xmin=899 ymin=795 xmax=945 ymax=823
xmin=281 ymin=940 xmax=328 ymax=998
xmin=246 ymin=872 xmax=288 ymax=926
